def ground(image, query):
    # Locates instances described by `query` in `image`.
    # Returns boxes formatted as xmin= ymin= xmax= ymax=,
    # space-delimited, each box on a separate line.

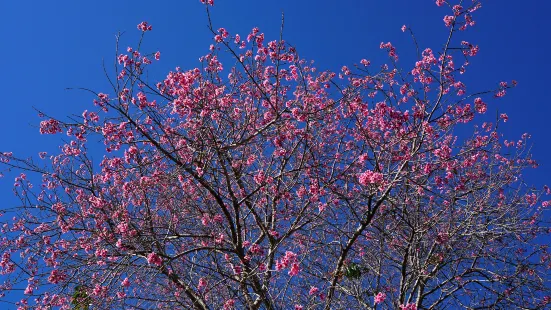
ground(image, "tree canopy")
xmin=1 ymin=1 xmax=550 ymax=309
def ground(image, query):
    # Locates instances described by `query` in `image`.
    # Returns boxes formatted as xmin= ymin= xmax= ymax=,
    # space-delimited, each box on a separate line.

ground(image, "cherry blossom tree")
xmin=1 ymin=1 xmax=550 ymax=309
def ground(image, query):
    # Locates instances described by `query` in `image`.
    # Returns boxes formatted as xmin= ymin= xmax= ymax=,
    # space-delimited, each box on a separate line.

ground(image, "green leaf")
xmin=72 ymin=286 xmax=90 ymax=310
xmin=344 ymin=263 xmax=362 ymax=279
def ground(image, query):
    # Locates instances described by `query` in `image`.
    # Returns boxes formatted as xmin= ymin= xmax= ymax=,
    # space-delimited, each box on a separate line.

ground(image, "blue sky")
xmin=1 ymin=0 xmax=550 ymax=307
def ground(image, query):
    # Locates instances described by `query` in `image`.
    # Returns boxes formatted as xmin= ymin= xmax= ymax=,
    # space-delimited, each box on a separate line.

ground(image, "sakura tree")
xmin=1 ymin=1 xmax=550 ymax=309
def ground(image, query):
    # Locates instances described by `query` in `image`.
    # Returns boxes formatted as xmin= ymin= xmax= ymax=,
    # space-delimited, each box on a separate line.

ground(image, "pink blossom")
xmin=232 ymin=264 xmax=242 ymax=275
xmin=201 ymin=213 xmax=211 ymax=226
xmin=380 ymin=42 xmax=398 ymax=61
xmin=223 ymin=299 xmax=235 ymax=310
xmin=443 ymin=15 xmax=455 ymax=27
xmin=254 ymin=170 xmax=265 ymax=185
xmin=289 ymin=262 xmax=300 ymax=276
xmin=474 ymin=97 xmax=486 ymax=114
xmin=213 ymin=214 xmax=223 ymax=223
xmin=147 ymin=252 xmax=162 ymax=266
xmin=198 ymin=277 xmax=207 ymax=289
xmin=24 ymin=284 xmax=34 ymax=295
xmin=281 ymin=251 xmax=297 ymax=268
xmin=137 ymin=21 xmax=152 ymax=32
xmin=400 ymin=303 xmax=417 ymax=310
xmin=495 ymin=89 xmax=506 ymax=97
xmin=374 ymin=292 xmax=386 ymax=304
xmin=276 ymin=251 xmax=300 ymax=275
xmin=47 ymin=269 xmax=66 ymax=284
xmin=200 ymin=0 xmax=214 ymax=5
xmin=452 ymin=5 xmax=463 ymax=16
xmin=218 ymin=27 xmax=229 ymax=38
xmin=309 ymin=286 xmax=319 ymax=295
xmin=117 ymin=222 xmax=129 ymax=234
xmin=434 ymin=145 xmax=452 ymax=159
xmin=341 ymin=66 xmax=351 ymax=75
xmin=358 ymin=170 xmax=384 ymax=186
xmin=93 ymin=284 xmax=108 ymax=297
xmin=39 ymin=119 xmax=62 ymax=135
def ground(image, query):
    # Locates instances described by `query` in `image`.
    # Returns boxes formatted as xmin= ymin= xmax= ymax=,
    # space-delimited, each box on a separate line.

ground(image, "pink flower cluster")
xmin=198 ymin=277 xmax=207 ymax=289
xmin=461 ymin=41 xmax=479 ymax=56
xmin=380 ymin=42 xmax=398 ymax=61
xmin=474 ymin=97 xmax=486 ymax=114
xmin=443 ymin=15 xmax=455 ymax=27
xmin=93 ymin=285 xmax=108 ymax=297
xmin=47 ymin=269 xmax=66 ymax=284
xmin=39 ymin=119 xmax=62 ymax=135
xmin=434 ymin=145 xmax=452 ymax=160
xmin=147 ymin=252 xmax=162 ymax=266
xmin=276 ymin=251 xmax=300 ymax=276
xmin=223 ymin=299 xmax=235 ymax=310
xmin=254 ymin=170 xmax=265 ymax=185
xmin=137 ymin=21 xmax=152 ymax=32
xmin=309 ymin=286 xmax=319 ymax=295
xmin=374 ymin=292 xmax=386 ymax=304
xmin=358 ymin=170 xmax=384 ymax=186
xmin=400 ymin=303 xmax=417 ymax=310
xmin=0 ymin=252 xmax=14 ymax=273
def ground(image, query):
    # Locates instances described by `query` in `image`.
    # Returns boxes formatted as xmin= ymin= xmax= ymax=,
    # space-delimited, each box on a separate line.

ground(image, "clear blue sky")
xmin=1 ymin=0 xmax=550 ymax=307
